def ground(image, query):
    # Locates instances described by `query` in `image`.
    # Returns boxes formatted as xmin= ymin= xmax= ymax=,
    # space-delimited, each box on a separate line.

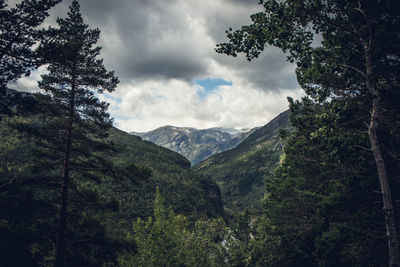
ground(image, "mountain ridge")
xmin=193 ymin=110 xmax=291 ymax=213
xmin=131 ymin=125 xmax=257 ymax=165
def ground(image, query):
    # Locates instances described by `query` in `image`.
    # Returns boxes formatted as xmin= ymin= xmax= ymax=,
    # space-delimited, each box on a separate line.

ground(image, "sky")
xmin=11 ymin=0 xmax=303 ymax=132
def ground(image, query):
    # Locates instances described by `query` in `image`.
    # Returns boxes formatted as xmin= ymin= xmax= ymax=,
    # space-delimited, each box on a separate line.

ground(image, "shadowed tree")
xmin=37 ymin=1 xmax=119 ymax=265
xmin=216 ymin=0 xmax=400 ymax=264
xmin=0 ymin=0 xmax=61 ymax=114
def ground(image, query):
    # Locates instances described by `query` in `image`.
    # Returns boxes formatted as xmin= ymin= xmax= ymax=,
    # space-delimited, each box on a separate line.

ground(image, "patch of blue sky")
xmin=154 ymin=94 xmax=168 ymax=100
xmin=113 ymin=113 xmax=133 ymax=121
xmin=102 ymin=93 xmax=122 ymax=104
xmin=195 ymin=78 xmax=232 ymax=99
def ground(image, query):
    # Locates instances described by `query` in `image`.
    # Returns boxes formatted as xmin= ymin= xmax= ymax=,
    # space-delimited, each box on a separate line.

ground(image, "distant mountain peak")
xmin=205 ymin=127 xmax=250 ymax=136
xmin=130 ymin=125 xmax=257 ymax=165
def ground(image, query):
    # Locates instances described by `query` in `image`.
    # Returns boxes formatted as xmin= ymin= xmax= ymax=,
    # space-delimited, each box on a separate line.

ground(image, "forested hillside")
xmin=105 ymin=127 xmax=224 ymax=220
xmin=194 ymin=110 xmax=290 ymax=214
xmin=0 ymin=111 xmax=224 ymax=266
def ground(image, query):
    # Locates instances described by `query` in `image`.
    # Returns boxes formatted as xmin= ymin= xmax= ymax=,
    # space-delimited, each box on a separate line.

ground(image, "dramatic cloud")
xmin=11 ymin=0 xmax=303 ymax=132
xmin=102 ymin=78 xmax=303 ymax=132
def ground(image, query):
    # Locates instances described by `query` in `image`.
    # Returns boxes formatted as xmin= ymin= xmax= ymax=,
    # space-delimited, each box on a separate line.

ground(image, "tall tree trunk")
xmin=55 ymin=76 xmax=76 ymax=267
xmin=368 ymin=96 xmax=400 ymax=267
xmin=364 ymin=42 xmax=400 ymax=267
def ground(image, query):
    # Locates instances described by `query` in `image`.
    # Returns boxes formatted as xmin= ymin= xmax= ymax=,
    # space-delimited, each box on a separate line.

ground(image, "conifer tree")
xmin=0 ymin=0 xmax=61 ymax=113
xmin=37 ymin=1 xmax=119 ymax=266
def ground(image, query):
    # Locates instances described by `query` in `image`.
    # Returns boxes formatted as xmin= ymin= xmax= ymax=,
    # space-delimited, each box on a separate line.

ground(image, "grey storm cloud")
xmin=212 ymin=49 xmax=299 ymax=91
xmin=47 ymin=0 xmax=210 ymax=81
xmin=38 ymin=0 xmax=296 ymax=91
xmin=8 ymin=0 xmax=302 ymax=132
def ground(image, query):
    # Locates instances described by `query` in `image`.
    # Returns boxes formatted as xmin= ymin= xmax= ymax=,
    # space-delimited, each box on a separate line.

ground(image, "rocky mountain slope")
xmin=193 ymin=110 xmax=291 ymax=214
xmin=131 ymin=126 xmax=256 ymax=165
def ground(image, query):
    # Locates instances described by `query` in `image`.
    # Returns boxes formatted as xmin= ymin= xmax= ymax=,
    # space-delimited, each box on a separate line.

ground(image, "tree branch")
xmin=354 ymin=7 xmax=373 ymax=50
xmin=342 ymin=64 xmax=367 ymax=78
xmin=0 ymin=175 xmax=17 ymax=190
xmin=353 ymin=144 xmax=371 ymax=152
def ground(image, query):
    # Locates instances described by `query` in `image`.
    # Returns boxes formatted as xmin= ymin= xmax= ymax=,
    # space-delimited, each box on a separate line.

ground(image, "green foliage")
xmin=0 ymin=114 xmax=224 ymax=266
xmin=1 ymin=1 xmax=122 ymax=265
xmin=123 ymin=187 xmax=189 ymax=266
xmin=119 ymin=188 xmax=254 ymax=267
xmin=31 ymin=2 xmax=120 ymax=265
xmin=216 ymin=0 xmax=400 ymax=265
xmin=247 ymin=99 xmax=399 ymax=266
xmin=103 ymin=128 xmax=224 ymax=223
xmin=195 ymin=110 xmax=290 ymax=214
xmin=226 ymin=210 xmax=252 ymax=266
xmin=0 ymin=0 xmax=61 ymax=113
xmin=0 ymin=116 xmax=121 ymax=266
xmin=4 ymin=0 xmax=399 ymax=265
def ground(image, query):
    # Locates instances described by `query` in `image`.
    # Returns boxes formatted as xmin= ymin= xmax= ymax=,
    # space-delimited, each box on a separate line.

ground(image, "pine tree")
xmin=36 ymin=1 xmax=119 ymax=266
xmin=0 ymin=114 xmax=121 ymax=266
xmin=0 ymin=0 xmax=61 ymax=114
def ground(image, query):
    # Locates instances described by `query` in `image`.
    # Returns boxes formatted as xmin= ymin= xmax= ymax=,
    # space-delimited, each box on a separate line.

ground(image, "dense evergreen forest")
xmin=1 ymin=0 xmax=399 ymax=266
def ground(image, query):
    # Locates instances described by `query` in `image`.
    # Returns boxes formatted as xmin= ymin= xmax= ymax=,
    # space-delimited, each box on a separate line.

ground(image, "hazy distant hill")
xmin=193 ymin=110 xmax=291 ymax=214
xmin=131 ymin=126 xmax=257 ymax=165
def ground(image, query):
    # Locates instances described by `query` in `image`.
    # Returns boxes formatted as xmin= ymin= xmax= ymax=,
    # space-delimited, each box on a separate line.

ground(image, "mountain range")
xmin=131 ymin=126 xmax=257 ymax=165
